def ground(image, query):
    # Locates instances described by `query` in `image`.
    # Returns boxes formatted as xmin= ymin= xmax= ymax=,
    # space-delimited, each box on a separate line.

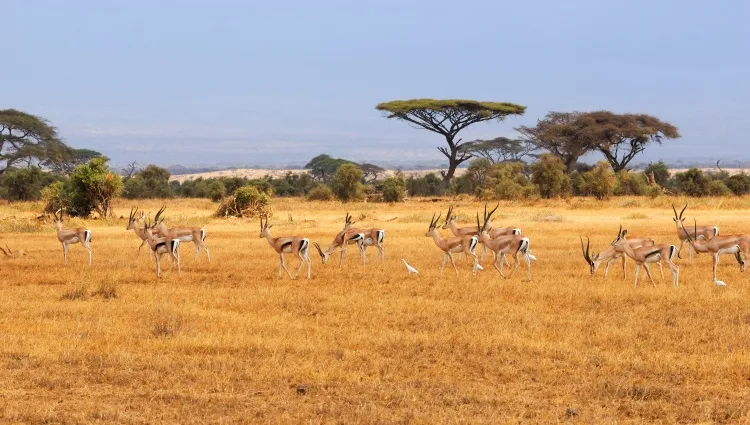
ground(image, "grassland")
xmin=1 ymin=196 xmax=750 ymax=424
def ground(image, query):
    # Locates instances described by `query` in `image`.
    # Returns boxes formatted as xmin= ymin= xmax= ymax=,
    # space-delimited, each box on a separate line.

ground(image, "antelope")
xmin=53 ymin=209 xmax=92 ymax=265
xmin=143 ymin=211 xmax=181 ymax=278
xmin=680 ymin=219 xmax=748 ymax=282
xmin=313 ymin=213 xmax=384 ymax=265
xmin=126 ymin=207 xmax=162 ymax=261
xmin=610 ymin=228 xmax=680 ymax=287
xmin=442 ymin=204 xmax=520 ymax=262
xmin=476 ymin=208 xmax=535 ymax=281
xmin=581 ymin=225 xmax=661 ymax=279
xmin=672 ymin=203 xmax=719 ymax=262
xmin=260 ymin=215 xmax=312 ymax=280
xmin=152 ymin=206 xmax=210 ymax=261
xmin=425 ymin=212 xmax=481 ymax=275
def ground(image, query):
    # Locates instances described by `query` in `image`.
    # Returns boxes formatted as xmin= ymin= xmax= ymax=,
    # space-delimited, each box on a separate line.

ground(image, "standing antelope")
xmin=425 ymin=212 xmax=481 ymax=275
xmin=476 ymin=208 xmax=535 ymax=281
xmin=152 ymin=206 xmax=210 ymax=261
xmin=680 ymin=219 xmax=747 ymax=282
xmin=260 ymin=215 xmax=312 ymax=280
xmin=53 ymin=209 xmax=92 ymax=265
xmin=672 ymin=203 xmax=719 ymax=262
xmin=581 ymin=225 xmax=661 ymax=279
xmin=143 ymin=213 xmax=181 ymax=278
xmin=443 ymin=204 xmax=520 ymax=262
xmin=126 ymin=207 xmax=162 ymax=261
xmin=313 ymin=213 xmax=384 ymax=265
xmin=610 ymin=228 xmax=680 ymax=287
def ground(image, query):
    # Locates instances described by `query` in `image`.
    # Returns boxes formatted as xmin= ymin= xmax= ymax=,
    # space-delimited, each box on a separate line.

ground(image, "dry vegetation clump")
xmin=215 ymin=185 xmax=271 ymax=218
xmin=0 ymin=196 xmax=750 ymax=423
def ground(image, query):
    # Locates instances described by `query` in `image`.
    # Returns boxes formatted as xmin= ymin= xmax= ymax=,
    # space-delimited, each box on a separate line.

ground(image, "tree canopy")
xmin=0 ymin=109 xmax=71 ymax=174
xmin=305 ymin=154 xmax=356 ymax=182
xmin=461 ymin=137 xmax=539 ymax=164
xmin=516 ymin=111 xmax=592 ymax=173
xmin=376 ymin=99 xmax=526 ymax=187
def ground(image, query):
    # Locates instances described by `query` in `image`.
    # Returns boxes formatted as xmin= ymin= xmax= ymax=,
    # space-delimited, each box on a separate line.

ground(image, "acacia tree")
xmin=576 ymin=111 xmax=680 ymax=172
xmin=376 ymin=99 xmax=526 ymax=187
xmin=460 ymin=137 xmax=539 ymax=164
xmin=0 ymin=109 xmax=71 ymax=174
xmin=516 ymin=111 xmax=593 ymax=174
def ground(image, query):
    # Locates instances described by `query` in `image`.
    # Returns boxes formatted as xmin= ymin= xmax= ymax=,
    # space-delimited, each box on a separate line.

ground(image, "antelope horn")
xmin=487 ymin=203 xmax=499 ymax=222
xmin=672 ymin=203 xmax=678 ymax=219
xmin=0 ymin=247 xmax=9 ymax=257
xmin=154 ymin=206 xmax=166 ymax=224
xmin=429 ymin=213 xmax=436 ymax=229
xmin=580 ymin=236 xmax=593 ymax=266
xmin=313 ymin=242 xmax=325 ymax=258
xmin=680 ymin=203 xmax=688 ymax=220
xmin=5 ymin=244 xmax=13 ymax=255
xmin=445 ymin=205 xmax=452 ymax=223
xmin=476 ymin=213 xmax=481 ymax=233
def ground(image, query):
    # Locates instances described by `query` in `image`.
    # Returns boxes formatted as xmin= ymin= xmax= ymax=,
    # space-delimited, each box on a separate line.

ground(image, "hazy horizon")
xmin=4 ymin=1 xmax=749 ymax=167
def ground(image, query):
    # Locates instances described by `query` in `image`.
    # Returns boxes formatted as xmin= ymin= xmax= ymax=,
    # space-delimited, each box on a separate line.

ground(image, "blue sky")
xmin=3 ymin=0 xmax=749 ymax=168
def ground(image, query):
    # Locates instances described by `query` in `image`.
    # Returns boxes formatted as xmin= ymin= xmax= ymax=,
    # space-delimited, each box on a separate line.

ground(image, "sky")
xmin=3 ymin=0 xmax=749 ymax=168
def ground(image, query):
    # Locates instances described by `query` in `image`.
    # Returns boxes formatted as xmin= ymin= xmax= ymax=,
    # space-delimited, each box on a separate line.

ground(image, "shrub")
xmin=569 ymin=171 xmax=587 ymax=196
xmin=306 ymin=184 xmax=334 ymax=201
xmin=671 ymin=168 xmax=710 ymax=197
xmin=530 ymin=154 xmax=570 ymax=198
xmin=583 ymin=161 xmax=616 ymax=200
xmin=122 ymin=165 xmax=173 ymax=199
xmin=216 ymin=186 xmax=271 ymax=218
xmin=67 ymin=157 xmax=123 ymax=217
xmin=332 ymin=164 xmax=364 ymax=202
xmin=614 ymin=171 xmax=649 ymax=196
xmin=476 ymin=162 xmax=537 ymax=200
xmin=207 ymin=180 xmax=227 ymax=202
xmin=0 ymin=167 xmax=63 ymax=201
xmin=643 ymin=161 xmax=670 ymax=187
xmin=725 ymin=173 xmax=750 ymax=196
xmin=41 ymin=181 xmax=69 ymax=213
xmin=707 ymin=179 xmax=732 ymax=196
xmin=382 ymin=175 xmax=406 ymax=202
xmin=406 ymin=173 xmax=443 ymax=197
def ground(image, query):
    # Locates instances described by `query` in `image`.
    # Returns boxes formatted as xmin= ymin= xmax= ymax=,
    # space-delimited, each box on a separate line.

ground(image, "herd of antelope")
xmin=48 ymin=202 xmax=747 ymax=286
xmin=581 ymin=203 xmax=747 ymax=287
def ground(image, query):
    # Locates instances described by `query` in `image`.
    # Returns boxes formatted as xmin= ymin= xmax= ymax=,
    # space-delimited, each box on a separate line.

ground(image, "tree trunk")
xmin=565 ymin=157 xmax=578 ymax=174
xmin=441 ymin=149 xmax=459 ymax=190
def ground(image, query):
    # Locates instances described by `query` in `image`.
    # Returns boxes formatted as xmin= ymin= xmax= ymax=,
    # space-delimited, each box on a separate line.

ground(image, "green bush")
xmin=0 ymin=166 xmax=64 ymax=201
xmin=215 ymin=186 xmax=271 ymax=217
xmin=406 ymin=173 xmax=443 ymax=197
xmin=67 ymin=157 xmax=123 ymax=217
xmin=725 ymin=173 xmax=750 ymax=195
xmin=614 ymin=171 xmax=649 ymax=196
xmin=207 ymin=180 xmax=227 ymax=202
xmin=122 ymin=165 xmax=173 ymax=199
xmin=332 ymin=164 xmax=364 ymax=202
xmin=569 ymin=171 xmax=587 ymax=196
xmin=671 ymin=168 xmax=710 ymax=197
xmin=476 ymin=162 xmax=537 ymax=200
xmin=643 ymin=161 xmax=670 ymax=186
xmin=707 ymin=179 xmax=732 ymax=196
xmin=41 ymin=181 xmax=69 ymax=213
xmin=382 ymin=175 xmax=406 ymax=202
xmin=583 ymin=161 xmax=616 ymax=200
xmin=530 ymin=154 xmax=570 ymax=198
xmin=306 ymin=184 xmax=334 ymax=201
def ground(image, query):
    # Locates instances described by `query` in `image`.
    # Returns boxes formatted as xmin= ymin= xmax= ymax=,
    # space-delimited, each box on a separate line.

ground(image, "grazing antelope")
xmin=152 ymin=206 xmax=210 ymax=261
xmin=476 ymin=208 xmax=535 ymax=281
xmin=581 ymin=225 xmax=661 ymax=279
xmin=425 ymin=212 xmax=481 ymax=275
xmin=126 ymin=207 xmax=161 ymax=261
xmin=610 ymin=228 xmax=680 ymax=287
xmin=313 ymin=213 xmax=384 ymax=265
xmin=680 ymin=219 xmax=748 ymax=282
xmin=53 ymin=209 xmax=92 ymax=265
xmin=672 ymin=204 xmax=719 ymax=261
xmin=260 ymin=215 xmax=312 ymax=280
xmin=443 ymin=204 xmax=520 ymax=262
xmin=143 ymin=213 xmax=181 ymax=278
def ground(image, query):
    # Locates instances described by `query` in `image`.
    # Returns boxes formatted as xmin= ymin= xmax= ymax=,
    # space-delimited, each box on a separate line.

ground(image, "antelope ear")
xmin=268 ymin=224 xmax=273 ymax=228
xmin=621 ymin=229 xmax=628 ymax=237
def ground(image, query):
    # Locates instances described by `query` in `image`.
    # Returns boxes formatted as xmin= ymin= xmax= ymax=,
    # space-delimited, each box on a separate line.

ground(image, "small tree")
xmin=614 ymin=171 xmax=649 ymax=196
xmin=68 ymin=157 xmax=123 ymax=217
xmin=406 ymin=173 xmax=443 ymax=197
xmin=306 ymin=184 xmax=334 ymax=201
xmin=530 ymin=154 xmax=570 ymax=198
xmin=643 ymin=161 xmax=670 ymax=187
xmin=0 ymin=166 xmax=63 ymax=201
xmin=306 ymin=154 xmax=356 ymax=183
xmin=725 ymin=173 xmax=750 ymax=196
xmin=671 ymin=168 xmax=710 ymax=197
xmin=376 ymin=99 xmax=526 ymax=187
xmin=41 ymin=181 xmax=68 ymax=213
xmin=476 ymin=162 xmax=537 ymax=200
xmin=123 ymin=165 xmax=173 ymax=199
xmin=382 ymin=175 xmax=406 ymax=202
xmin=332 ymin=164 xmax=364 ymax=202
xmin=583 ymin=161 xmax=616 ymax=200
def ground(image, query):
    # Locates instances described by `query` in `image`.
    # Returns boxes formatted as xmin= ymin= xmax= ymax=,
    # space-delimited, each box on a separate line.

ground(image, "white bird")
xmin=475 ymin=263 xmax=484 ymax=271
xmin=714 ymin=279 xmax=727 ymax=287
xmin=402 ymin=259 xmax=418 ymax=275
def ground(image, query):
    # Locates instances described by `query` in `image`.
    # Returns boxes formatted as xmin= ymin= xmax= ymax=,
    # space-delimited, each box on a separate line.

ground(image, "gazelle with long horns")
xmin=672 ymin=203 xmax=719 ymax=262
xmin=143 ymin=214 xmax=181 ymax=278
xmin=581 ymin=225 xmax=661 ymax=279
xmin=126 ymin=207 xmax=162 ymax=261
xmin=425 ymin=212 xmax=481 ymax=275
xmin=260 ymin=215 xmax=312 ymax=280
xmin=443 ymin=204 xmax=520 ymax=262
xmin=313 ymin=213 xmax=384 ymax=265
xmin=680 ymin=219 xmax=748 ymax=282
xmin=476 ymin=208 xmax=535 ymax=281
xmin=608 ymin=228 xmax=680 ymax=287
xmin=53 ymin=209 xmax=92 ymax=265
xmin=152 ymin=206 xmax=210 ymax=261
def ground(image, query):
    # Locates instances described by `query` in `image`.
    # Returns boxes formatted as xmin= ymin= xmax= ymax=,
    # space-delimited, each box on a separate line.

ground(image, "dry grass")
xmin=1 ymin=196 xmax=750 ymax=423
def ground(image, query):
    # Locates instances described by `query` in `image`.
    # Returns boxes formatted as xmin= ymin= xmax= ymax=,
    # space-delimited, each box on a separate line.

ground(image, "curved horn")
xmin=313 ymin=242 xmax=325 ymax=258
xmin=487 ymin=203 xmax=499 ymax=221
xmin=445 ymin=205 xmax=453 ymax=223
xmin=580 ymin=236 xmax=593 ymax=266
xmin=680 ymin=203 xmax=688 ymax=220
xmin=476 ymin=213 xmax=482 ymax=233
xmin=154 ymin=206 xmax=166 ymax=224
xmin=428 ymin=213 xmax=436 ymax=230
xmin=672 ymin=203 xmax=678 ymax=220
xmin=435 ymin=212 xmax=442 ymax=228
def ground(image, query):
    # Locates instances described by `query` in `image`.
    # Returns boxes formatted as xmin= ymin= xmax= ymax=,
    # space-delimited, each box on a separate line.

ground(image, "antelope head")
xmin=313 ymin=242 xmax=329 ymax=264
xmin=126 ymin=207 xmax=140 ymax=230
xmin=425 ymin=212 xmax=442 ymax=236
xmin=259 ymin=215 xmax=273 ymax=238
xmin=441 ymin=205 xmax=455 ymax=230
xmin=580 ymin=236 xmax=595 ymax=275
xmin=672 ymin=203 xmax=687 ymax=226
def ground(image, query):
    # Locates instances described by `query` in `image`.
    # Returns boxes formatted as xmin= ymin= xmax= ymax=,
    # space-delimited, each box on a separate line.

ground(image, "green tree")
xmin=306 ymin=154 xmax=356 ymax=183
xmin=0 ymin=109 xmax=72 ymax=175
xmin=725 ymin=173 xmax=750 ymax=196
xmin=671 ymin=168 xmax=710 ymax=197
xmin=583 ymin=161 xmax=616 ymax=200
xmin=406 ymin=173 xmax=443 ymax=197
xmin=476 ymin=162 xmax=537 ymax=200
xmin=123 ymin=165 xmax=173 ymax=199
xmin=461 ymin=137 xmax=538 ymax=164
xmin=45 ymin=148 xmax=103 ymax=175
xmin=382 ymin=174 xmax=406 ymax=202
xmin=0 ymin=166 xmax=63 ymax=201
xmin=644 ymin=161 xmax=670 ymax=187
xmin=68 ymin=157 xmax=123 ymax=217
xmin=517 ymin=111 xmax=592 ymax=174
xmin=376 ymin=99 xmax=526 ymax=187
xmin=530 ymin=154 xmax=570 ymax=198
xmin=332 ymin=164 xmax=364 ymax=202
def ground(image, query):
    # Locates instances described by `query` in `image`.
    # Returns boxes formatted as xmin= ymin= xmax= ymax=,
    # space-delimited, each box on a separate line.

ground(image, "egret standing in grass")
xmin=402 ymin=259 xmax=418 ymax=275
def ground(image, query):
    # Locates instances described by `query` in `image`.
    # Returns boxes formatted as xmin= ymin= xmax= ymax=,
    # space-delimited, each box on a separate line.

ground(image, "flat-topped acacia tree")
xmin=376 ymin=99 xmax=526 ymax=188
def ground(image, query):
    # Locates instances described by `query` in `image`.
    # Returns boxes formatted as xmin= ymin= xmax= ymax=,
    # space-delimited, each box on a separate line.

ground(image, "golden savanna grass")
xmin=1 ymin=196 xmax=750 ymax=423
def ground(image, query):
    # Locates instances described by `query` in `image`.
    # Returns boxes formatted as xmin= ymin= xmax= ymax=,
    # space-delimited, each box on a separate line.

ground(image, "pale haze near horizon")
xmin=3 ymin=1 xmax=749 ymax=169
